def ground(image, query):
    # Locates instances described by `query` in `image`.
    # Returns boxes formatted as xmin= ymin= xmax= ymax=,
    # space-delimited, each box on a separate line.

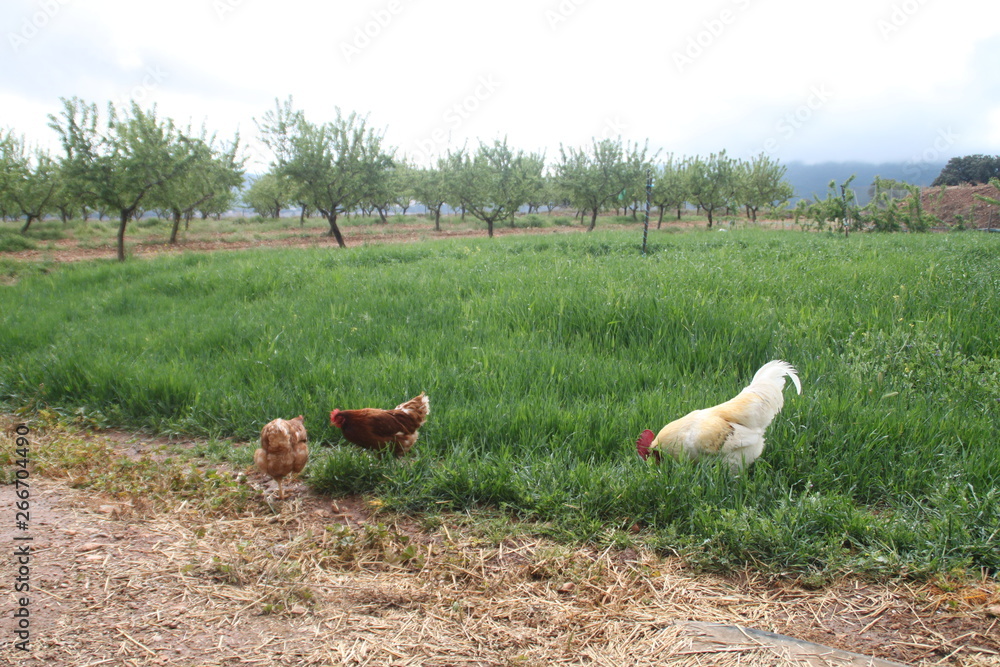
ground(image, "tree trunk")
xmin=676 ymin=206 xmax=682 ymax=220
xmin=377 ymin=207 xmax=388 ymax=224
xmin=657 ymin=206 xmax=665 ymax=229
xmin=300 ymin=205 xmax=307 ymax=225
xmin=325 ymin=211 xmax=346 ymax=248
xmin=706 ymin=208 xmax=714 ymax=229
xmin=20 ymin=215 xmax=36 ymax=234
xmin=433 ymin=206 xmax=441 ymax=232
xmin=486 ymin=218 xmax=494 ymax=238
xmin=170 ymin=209 xmax=182 ymax=244
xmin=117 ymin=209 xmax=131 ymax=261
xmin=588 ymin=207 xmax=599 ymax=232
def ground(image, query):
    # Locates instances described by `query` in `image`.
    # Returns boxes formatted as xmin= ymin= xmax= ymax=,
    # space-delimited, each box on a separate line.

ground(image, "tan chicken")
xmin=636 ymin=360 xmax=801 ymax=470
xmin=330 ymin=392 xmax=429 ymax=456
xmin=255 ymin=415 xmax=308 ymax=499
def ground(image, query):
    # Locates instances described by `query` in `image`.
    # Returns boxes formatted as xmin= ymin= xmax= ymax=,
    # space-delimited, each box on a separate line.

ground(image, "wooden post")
xmin=642 ymin=169 xmax=652 ymax=255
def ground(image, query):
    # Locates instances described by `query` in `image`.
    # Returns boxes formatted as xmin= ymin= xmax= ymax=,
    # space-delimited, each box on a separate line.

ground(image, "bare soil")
xmin=920 ymin=183 xmax=1000 ymax=229
xmin=2 ymin=418 xmax=998 ymax=667
xmin=4 ymin=220 xmax=594 ymax=265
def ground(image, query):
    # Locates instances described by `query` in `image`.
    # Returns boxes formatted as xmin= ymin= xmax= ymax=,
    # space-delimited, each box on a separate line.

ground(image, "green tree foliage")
xmin=368 ymin=157 xmax=417 ymax=222
xmin=457 ymin=138 xmax=541 ymax=238
xmin=931 ymin=154 xmax=1000 ymax=186
xmin=557 ymin=137 xmax=650 ymax=231
xmin=48 ymin=97 xmax=198 ymax=260
xmin=243 ymin=171 xmax=291 ymax=220
xmin=160 ymin=130 xmax=244 ymax=243
xmin=256 ymin=97 xmax=394 ymax=247
xmin=391 ymin=159 xmax=417 ymax=216
xmin=685 ymin=150 xmax=736 ymax=228
xmin=734 ymin=153 xmax=794 ymax=223
xmin=860 ymin=178 xmax=939 ymax=233
xmin=1 ymin=132 xmax=59 ymax=232
xmin=440 ymin=147 xmax=472 ymax=222
xmin=651 ymin=156 xmax=688 ymax=226
xmin=411 ymin=165 xmax=449 ymax=231
xmin=797 ymin=176 xmax=860 ymax=233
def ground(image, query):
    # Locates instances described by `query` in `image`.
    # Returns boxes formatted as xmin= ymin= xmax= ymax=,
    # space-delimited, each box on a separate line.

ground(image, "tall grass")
xmin=1 ymin=229 xmax=998 ymax=577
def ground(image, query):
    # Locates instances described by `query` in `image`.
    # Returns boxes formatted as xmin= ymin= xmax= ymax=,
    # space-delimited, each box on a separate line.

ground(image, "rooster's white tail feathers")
xmin=749 ymin=360 xmax=801 ymax=396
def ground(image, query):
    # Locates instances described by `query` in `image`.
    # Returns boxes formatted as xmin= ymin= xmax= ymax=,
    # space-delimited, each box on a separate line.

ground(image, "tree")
xmin=685 ymin=151 xmax=737 ymax=228
xmin=243 ymin=171 xmax=291 ymax=219
xmin=49 ymin=163 xmax=89 ymax=224
xmin=256 ymin=97 xmax=394 ymax=247
xmin=620 ymin=143 xmax=655 ymax=220
xmin=442 ymin=146 xmax=473 ymax=223
xmin=391 ymin=158 xmax=417 ymax=216
xmin=519 ymin=153 xmax=550 ymax=215
xmin=801 ymin=176 xmax=861 ymax=233
xmin=651 ymin=156 xmax=688 ymax=227
xmin=1 ymin=133 xmax=59 ymax=232
xmin=160 ymin=131 xmax=244 ymax=243
xmin=932 ymin=155 xmax=1000 ymax=186
xmin=459 ymin=138 xmax=539 ymax=238
xmin=861 ymin=177 xmax=937 ymax=233
xmin=557 ymin=137 xmax=649 ymax=231
xmin=411 ymin=165 xmax=448 ymax=231
xmin=734 ymin=153 xmax=794 ymax=223
xmin=48 ymin=97 xmax=197 ymax=261
xmin=367 ymin=158 xmax=414 ymax=223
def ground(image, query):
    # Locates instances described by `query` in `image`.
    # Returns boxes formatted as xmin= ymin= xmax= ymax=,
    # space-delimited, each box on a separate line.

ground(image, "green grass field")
xmin=1 ymin=228 xmax=998 ymax=579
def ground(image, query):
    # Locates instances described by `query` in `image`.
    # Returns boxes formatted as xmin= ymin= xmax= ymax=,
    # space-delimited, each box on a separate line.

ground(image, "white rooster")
xmin=636 ymin=360 xmax=801 ymax=470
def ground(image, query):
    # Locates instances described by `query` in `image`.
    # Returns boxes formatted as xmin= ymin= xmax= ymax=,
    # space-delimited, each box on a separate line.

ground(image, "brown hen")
xmin=329 ymin=393 xmax=429 ymax=456
xmin=255 ymin=415 xmax=308 ymax=499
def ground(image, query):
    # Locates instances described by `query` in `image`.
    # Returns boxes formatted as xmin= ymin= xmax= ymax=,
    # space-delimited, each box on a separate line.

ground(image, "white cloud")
xmin=2 ymin=0 xmax=999 ymax=169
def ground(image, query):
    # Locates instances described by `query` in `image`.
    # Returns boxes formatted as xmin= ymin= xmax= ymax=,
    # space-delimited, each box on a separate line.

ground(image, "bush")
xmin=0 ymin=233 xmax=38 ymax=252
xmin=519 ymin=214 xmax=548 ymax=228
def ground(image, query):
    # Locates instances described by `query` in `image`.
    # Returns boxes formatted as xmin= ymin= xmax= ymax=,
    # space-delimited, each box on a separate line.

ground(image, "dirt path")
xmin=2 ymin=418 xmax=998 ymax=666
xmin=4 ymin=222 xmax=593 ymax=265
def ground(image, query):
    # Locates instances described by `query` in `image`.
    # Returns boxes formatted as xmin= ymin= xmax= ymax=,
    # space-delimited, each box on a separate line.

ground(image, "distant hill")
xmin=784 ymin=161 xmax=947 ymax=206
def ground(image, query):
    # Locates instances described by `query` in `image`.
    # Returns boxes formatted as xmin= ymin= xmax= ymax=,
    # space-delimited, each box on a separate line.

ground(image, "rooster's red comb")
xmin=636 ymin=429 xmax=655 ymax=460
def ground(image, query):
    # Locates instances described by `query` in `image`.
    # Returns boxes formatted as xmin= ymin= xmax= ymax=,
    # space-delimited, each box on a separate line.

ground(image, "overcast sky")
xmin=3 ymin=0 xmax=999 ymax=171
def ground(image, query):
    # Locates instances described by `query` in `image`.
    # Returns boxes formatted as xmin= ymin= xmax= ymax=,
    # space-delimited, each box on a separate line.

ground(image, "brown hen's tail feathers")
xmin=395 ymin=392 xmax=430 ymax=422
